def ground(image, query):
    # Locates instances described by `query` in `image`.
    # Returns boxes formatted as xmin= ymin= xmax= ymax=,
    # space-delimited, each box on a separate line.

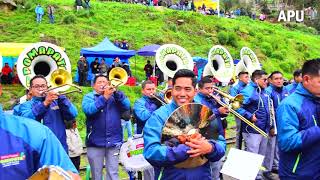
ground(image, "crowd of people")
xmin=0 ymin=62 xmax=19 ymax=84
xmin=77 ymin=56 xmax=131 ymax=86
xmin=1 ymin=58 xmax=319 ymax=180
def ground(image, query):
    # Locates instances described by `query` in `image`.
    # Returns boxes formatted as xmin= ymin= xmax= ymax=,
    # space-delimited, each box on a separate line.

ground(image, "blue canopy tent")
xmin=76 ymin=38 xmax=136 ymax=82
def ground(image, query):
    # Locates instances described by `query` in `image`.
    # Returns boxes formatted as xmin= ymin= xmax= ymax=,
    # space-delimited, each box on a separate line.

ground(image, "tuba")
xmin=235 ymin=47 xmax=261 ymax=76
xmin=202 ymin=63 xmax=212 ymax=77
xmin=155 ymin=44 xmax=194 ymax=78
xmin=16 ymin=42 xmax=71 ymax=89
xmin=207 ymin=45 xmax=235 ymax=83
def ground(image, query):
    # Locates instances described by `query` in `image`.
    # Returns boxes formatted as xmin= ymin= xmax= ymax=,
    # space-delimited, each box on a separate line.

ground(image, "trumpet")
xmin=208 ymin=93 xmax=268 ymax=138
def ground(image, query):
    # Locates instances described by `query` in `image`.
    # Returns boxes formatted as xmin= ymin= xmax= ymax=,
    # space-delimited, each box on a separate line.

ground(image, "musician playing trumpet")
xmin=194 ymin=76 xmax=229 ymax=180
xmin=16 ymin=75 xmax=78 ymax=152
xmin=82 ymin=74 xmax=130 ymax=180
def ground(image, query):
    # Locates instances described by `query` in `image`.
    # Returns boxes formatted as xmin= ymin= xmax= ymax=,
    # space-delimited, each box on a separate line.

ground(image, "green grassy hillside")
xmin=1 ymin=0 xmax=320 ymax=80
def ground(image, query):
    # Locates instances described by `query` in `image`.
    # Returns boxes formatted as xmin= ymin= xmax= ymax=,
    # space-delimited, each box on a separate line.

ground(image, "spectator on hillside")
xmin=99 ymin=58 xmax=109 ymax=74
xmin=77 ymin=56 xmax=87 ymax=86
xmin=112 ymin=57 xmax=123 ymax=67
xmin=201 ymin=3 xmax=206 ymax=11
xmin=114 ymin=39 xmax=122 ymax=48
xmin=47 ymin=5 xmax=55 ymax=24
xmin=122 ymin=62 xmax=132 ymax=77
xmin=259 ymin=13 xmax=266 ymax=21
xmin=1 ymin=63 xmax=12 ymax=84
xmin=190 ymin=0 xmax=195 ymax=11
xmin=12 ymin=64 xmax=19 ymax=84
xmin=193 ymin=62 xmax=198 ymax=78
xmin=84 ymin=0 xmax=90 ymax=8
xmin=121 ymin=40 xmax=129 ymax=50
xmin=75 ymin=0 xmax=83 ymax=11
xmin=144 ymin=60 xmax=153 ymax=80
xmin=183 ymin=0 xmax=188 ymax=11
xmin=35 ymin=4 xmax=44 ymax=23
xmin=90 ymin=58 xmax=100 ymax=75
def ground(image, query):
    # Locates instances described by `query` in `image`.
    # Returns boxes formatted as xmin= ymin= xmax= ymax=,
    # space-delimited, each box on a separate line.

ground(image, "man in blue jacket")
xmin=237 ymin=70 xmax=271 ymax=180
xmin=17 ymin=75 xmax=78 ymax=152
xmin=133 ymin=80 xmax=163 ymax=180
xmin=82 ymin=74 xmax=130 ymax=180
xmin=194 ymin=76 xmax=228 ymax=180
xmin=35 ymin=4 xmax=44 ymax=23
xmin=0 ymin=105 xmax=79 ymax=179
xmin=143 ymin=69 xmax=226 ymax=180
xmin=229 ymin=71 xmax=250 ymax=149
xmin=277 ymin=59 xmax=320 ymax=179
xmin=134 ymin=80 xmax=163 ymax=134
xmin=264 ymin=71 xmax=289 ymax=179
xmin=284 ymin=69 xmax=302 ymax=94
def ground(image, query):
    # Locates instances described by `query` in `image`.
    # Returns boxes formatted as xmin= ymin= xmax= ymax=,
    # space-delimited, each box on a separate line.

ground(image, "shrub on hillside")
xmin=77 ymin=10 xmax=95 ymax=18
xmin=271 ymin=51 xmax=285 ymax=60
xmin=217 ymin=31 xmax=238 ymax=47
xmin=260 ymin=42 xmax=273 ymax=57
xmin=279 ymin=61 xmax=295 ymax=73
xmin=228 ymin=32 xmax=238 ymax=47
xmin=62 ymin=14 xmax=76 ymax=24
xmin=217 ymin=31 xmax=228 ymax=45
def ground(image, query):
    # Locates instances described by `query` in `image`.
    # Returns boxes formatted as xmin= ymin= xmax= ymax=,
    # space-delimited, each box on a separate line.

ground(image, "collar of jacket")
xmin=269 ymin=83 xmax=283 ymax=92
xmin=32 ymin=96 xmax=45 ymax=102
xmin=238 ymin=80 xmax=246 ymax=87
xmin=296 ymin=83 xmax=320 ymax=102
xmin=249 ymin=81 xmax=258 ymax=88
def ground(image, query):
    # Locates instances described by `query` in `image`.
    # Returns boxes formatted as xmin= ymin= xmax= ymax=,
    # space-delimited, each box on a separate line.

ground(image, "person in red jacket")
xmin=1 ymin=63 xmax=13 ymax=84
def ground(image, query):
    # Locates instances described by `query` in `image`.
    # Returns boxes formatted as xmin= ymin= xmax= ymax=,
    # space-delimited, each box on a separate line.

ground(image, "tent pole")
xmin=135 ymin=56 xmax=137 ymax=77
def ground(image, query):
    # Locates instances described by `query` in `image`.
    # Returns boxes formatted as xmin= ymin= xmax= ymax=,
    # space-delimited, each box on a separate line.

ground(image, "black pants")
xmin=78 ymin=72 xmax=86 ymax=86
xmin=70 ymin=156 xmax=81 ymax=171
xmin=1 ymin=74 xmax=12 ymax=84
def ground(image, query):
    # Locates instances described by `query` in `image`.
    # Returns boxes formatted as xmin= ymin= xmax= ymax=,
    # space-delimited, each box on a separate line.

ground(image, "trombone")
xmin=40 ymin=69 xmax=82 ymax=96
xmin=156 ymin=88 xmax=173 ymax=104
xmin=209 ymin=91 xmax=268 ymax=138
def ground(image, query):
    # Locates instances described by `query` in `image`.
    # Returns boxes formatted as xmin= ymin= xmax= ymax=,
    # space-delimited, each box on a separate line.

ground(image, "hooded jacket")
xmin=277 ymin=83 xmax=320 ymax=179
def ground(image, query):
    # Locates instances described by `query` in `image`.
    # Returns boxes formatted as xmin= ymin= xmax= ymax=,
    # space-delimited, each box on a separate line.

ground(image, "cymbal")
xmin=161 ymin=103 xmax=220 ymax=168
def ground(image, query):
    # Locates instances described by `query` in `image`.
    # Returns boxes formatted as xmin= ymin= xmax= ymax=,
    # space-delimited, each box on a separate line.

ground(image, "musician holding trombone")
xmin=236 ymin=70 xmax=272 ymax=180
xmin=263 ymin=71 xmax=289 ymax=179
xmin=82 ymin=74 xmax=130 ymax=180
xmin=16 ymin=75 xmax=78 ymax=152
xmin=194 ymin=76 xmax=229 ymax=180
xmin=133 ymin=80 xmax=163 ymax=135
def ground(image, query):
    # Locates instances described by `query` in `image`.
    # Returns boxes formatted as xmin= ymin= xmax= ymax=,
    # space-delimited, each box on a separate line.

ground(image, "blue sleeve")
xmin=57 ymin=96 xmax=78 ymax=121
xmin=114 ymin=91 xmax=130 ymax=111
xmin=277 ymin=102 xmax=320 ymax=152
xmin=19 ymin=101 xmax=42 ymax=121
xmin=32 ymin=102 xmax=50 ymax=121
xmin=205 ymin=135 xmax=226 ymax=162
xmin=236 ymin=88 xmax=253 ymax=120
xmin=133 ymin=99 xmax=153 ymax=122
xmin=229 ymin=85 xmax=238 ymax=97
xmin=143 ymin=111 xmax=190 ymax=167
xmin=13 ymin=105 xmax=21 ymax=116
xmin=82 ymin=93 xmax=107 ymax=116
xmin=39 ymin=126 xmax=78 ymax=173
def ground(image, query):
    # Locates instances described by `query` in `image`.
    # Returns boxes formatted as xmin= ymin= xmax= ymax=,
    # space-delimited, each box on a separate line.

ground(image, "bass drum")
xmin=16 ymin=42 xmax=71 ymax=88
xmin=208 ymin=45 xmax=234 ymax=83
xmin=155 ymin=44 xmax=194 ymax=78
